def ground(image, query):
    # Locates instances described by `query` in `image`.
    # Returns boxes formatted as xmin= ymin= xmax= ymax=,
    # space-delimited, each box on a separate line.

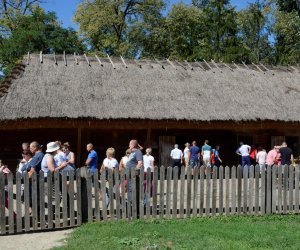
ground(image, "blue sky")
xmin=41 ymin=0 xmax=255 ymax=29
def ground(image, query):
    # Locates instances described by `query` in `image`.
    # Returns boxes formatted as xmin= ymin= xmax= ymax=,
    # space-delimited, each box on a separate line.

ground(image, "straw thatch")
xmin=0 ymin=54 xmax=299 ymax=122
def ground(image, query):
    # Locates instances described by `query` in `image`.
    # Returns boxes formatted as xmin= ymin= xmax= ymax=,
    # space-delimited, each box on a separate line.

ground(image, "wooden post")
xmin=231 ymin=166 xmax=237 ymax=215
xmin=0 ymin=172 xmax=5 ymax=235
xmin=77 ymin=128 xmax=82 ymax=168
xmin=219 ymin=166 xmax=224 ymax=216
xmin=295 ymin=166 xmax=299 ymax=214
xmin=152 ymin=167 xmax=158 ymax=218
xmin=172 ymin=167 xmax=178 ymax=218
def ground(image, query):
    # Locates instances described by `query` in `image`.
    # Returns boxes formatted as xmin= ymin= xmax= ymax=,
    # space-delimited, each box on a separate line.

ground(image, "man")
xmin=256 ymin=146 xmax=267 ymax=173
xmin=85 ymin=143 xmax=98 ymax=174
xmin=266 ymin=145 xmax=280 ymax=166
xmin=212 ymin=145 xmax=222 ymax=168
xmin=24 ymin=141 xmax=44 ymax=213
xmin=126 ymin=140 xmax=143 ymax=210
xmin=279 ymin=142 xmax=293 ymax=166
xmin=189 ymin=141 xmax=200 ymax=168
xmin=236 ymin=142 xmax=251 ymax=171
xmin=170 ymin=144 xmax=183 ymax=168
xmin=201 ymin=140 xmax=212 ymax=167
xmin=26 ymin=141 xmax=44 ymax=178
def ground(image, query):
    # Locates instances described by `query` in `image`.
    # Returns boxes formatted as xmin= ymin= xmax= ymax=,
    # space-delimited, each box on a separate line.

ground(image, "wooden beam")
xmin=76 ymin=128 xmax=82 ymax=168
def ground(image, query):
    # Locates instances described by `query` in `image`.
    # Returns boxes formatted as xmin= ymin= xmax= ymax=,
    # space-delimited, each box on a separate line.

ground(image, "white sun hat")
xmin=46 ymin=142 xmax=60 ymax=153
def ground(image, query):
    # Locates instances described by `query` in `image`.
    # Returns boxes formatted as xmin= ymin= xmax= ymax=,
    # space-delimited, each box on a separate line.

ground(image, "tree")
xmin=74 ymin=0 xmax=165 ymax=57
xmin=0 ymin=6 xmax=85 ymax=76
xmin=274 ymin=9 xmax=300 ymax=64
xmin=277 ymin=0 xmax=300 ymax=15
xmin=237 ymin=0 xmax=272 ymax=63
xmin=0 ymin=0 xmax=43 ymax=32
xmin=192 ymin=0 xmax=244 ymax=62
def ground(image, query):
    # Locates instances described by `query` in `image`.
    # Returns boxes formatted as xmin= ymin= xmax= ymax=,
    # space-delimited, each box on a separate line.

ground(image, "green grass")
xmin=55 ymin=215 xmax=300 ymax=250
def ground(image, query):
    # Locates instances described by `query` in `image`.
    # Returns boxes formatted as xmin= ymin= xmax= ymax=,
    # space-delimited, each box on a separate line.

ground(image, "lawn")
xmin=55 ymin=215 xmax=300 ymax=249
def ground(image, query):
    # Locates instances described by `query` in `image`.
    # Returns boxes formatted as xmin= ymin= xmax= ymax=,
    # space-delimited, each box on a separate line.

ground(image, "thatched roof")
xmin=0 ymin=54 xmax=299 ymax=122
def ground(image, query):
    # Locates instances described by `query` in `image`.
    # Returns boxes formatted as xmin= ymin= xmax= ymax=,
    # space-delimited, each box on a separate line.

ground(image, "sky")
xmin=40 ymin=0 xmax=256 ymax=30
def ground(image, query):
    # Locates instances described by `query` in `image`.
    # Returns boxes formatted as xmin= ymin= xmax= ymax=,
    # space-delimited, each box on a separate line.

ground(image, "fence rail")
xmin=0 ymin=165 xmax=299 ymax=235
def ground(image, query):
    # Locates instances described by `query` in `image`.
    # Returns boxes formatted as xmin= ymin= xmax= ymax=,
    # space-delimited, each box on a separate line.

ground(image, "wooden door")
xmin=159 ymin=136 xmax=176 ymax=167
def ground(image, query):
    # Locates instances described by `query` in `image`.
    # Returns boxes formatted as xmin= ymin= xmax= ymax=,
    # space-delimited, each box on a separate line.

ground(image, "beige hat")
xmin=46 ymin=142 xmax=60 ymax=153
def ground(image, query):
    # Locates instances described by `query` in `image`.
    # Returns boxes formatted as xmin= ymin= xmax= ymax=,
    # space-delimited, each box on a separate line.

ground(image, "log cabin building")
xmin=0 ymin=54 xmax=299 ymax=170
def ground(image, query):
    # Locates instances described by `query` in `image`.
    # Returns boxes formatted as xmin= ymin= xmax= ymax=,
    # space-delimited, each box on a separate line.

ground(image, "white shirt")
xmin=103 ymin=158 xmax=118 ymax=169
xmin=238 ymin=145 xmax=250 ymax=156
xmin=184 ymin=148 xmax=190 ymax=158
xmin=170 ymin=148 xmax=183 ymax=159
xmin=121 ymin=156 xmax=128 ymax=167
xmin=256 ymin=150 xmax=267 ymax=165
xmin=143 ymin=155 xmax=154 ymax=172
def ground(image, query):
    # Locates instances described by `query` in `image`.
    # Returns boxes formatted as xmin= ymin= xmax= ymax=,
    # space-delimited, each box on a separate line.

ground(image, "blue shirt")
xmin=189 ymin=146 xmax=200 ymax=160
xmin=87 ymin=150 xmax=98 ymax=174
xmin=23 ymin=151 xmax=44 ymax=173
xmin=202 ymin=144 xmax=211 ymax=152
xmin=213 ymin=149 xmax=220 ymax=161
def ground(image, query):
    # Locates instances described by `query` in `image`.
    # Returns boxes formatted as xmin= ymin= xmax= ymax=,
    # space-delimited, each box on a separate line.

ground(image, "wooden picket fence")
xmin=0 ymin=165 xmax=299 ymax=235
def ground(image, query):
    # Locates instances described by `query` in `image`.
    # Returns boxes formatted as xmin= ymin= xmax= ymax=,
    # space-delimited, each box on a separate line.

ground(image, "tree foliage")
xmin=74 ymin=0 xmax=165 ymax=57
xmin=0 ymin=4 xmax=85 ymax=76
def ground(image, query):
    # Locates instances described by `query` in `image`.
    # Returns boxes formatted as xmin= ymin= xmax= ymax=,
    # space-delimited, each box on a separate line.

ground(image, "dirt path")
xmin=0 ymin=229 xmax=72 ymax=250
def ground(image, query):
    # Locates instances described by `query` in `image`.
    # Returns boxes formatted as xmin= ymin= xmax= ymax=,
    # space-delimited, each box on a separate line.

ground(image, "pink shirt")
xmin=266 ymin=149 xmax=278 ymax=165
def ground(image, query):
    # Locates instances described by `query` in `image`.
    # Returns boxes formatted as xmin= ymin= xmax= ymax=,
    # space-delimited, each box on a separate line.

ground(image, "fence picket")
xmin=54 ymin=171 xmax=61 ymax=228
xmin=94 ymin=171 xmax=100 ymax=222
xmin=146 ymin=168 xmax=151 ymax=219
xmin=289 ymin=165 xmax=294 ymax=212
xmin=272 ymin=166 xmax=277 ymax=214
xmin=39 ymin=171 xmax=45 ymax=230
xmin=166 ymin=167 xmax=172 ymax=218
xmin=139 ymin=168 xmax=144 ymax=220
xmin=62 ymin=171 xmax=68 ymax=227
xmin=199 ymin=166 xmax=205 ymax=216
xmin=47 ymin=172 xmax=54 ymax=229
xmin=7 ymin=172 xmax=14 ymax=234
xmin=152 ymin=167 xmax=158 ymax=218
xmin=295 ymin=166 xmax=299 ymax=214
xmin=76 ymin=170 xmax=82 ymax=225
xmin=120 ymin=169 xmax=126 ymax=220
xmin=86 ymin=170 xmax=93 ymax=222
xmin=231 ymin=166 xmax=236 ymax=215
xmin=159 ymin=166 xmax=165 ymax=218
xmin=131 ymin=168 xmax=137 ymax=220
xmin=261 ymin=166 xmax=266 ymax=215
xmin=205 ymin=166 xmax=211 ymax=216
xmin=237 ymin=166 xmax=242 ymax=215
xmin=278 ymin=165 xmax=282 ymax=214
xmin=16 ymin=172 xmax=22 ymax=233
xmin=266 ymin=165 xmax=272 ymax=214
xmin=100 ymin=170 xmax=107 ymax=221
xmin=114 ymin=170 xmax=121 ymax=220
xmin=225 ymin=166 xmax=229 ymax=215
xmin=180 ymin=166 xmax=185 ymax=218
xmin=172 ymin=167 xmax=179 ymax=219
xmin=219 ymin=166 xmax=224 ymax=216
xmin=0 ymin=173 xmax=5 ymax=235
xmin=193 ymin=167 xmax=199 ymax=217
xmin=186 ymin=167 xmax=192 ymax=218
xmin=108 ymin=169 xmax=114 ymax=220
xmin=69 ymin=170 xmax=75 ymax=227
xmin=31 ymin=172 xmax=38 ymax=230
xmin=243 ymin=166 xmax=248 ymax=215
xmin=249 ymin=165 xmax=254 ymax=215
xmin=283 ymin=166 xmax=288 ymax=214
xmin=212 ymin=166 xmax=217 ymax=216
xmin=254 ymin=165 xmax=260 ymax=215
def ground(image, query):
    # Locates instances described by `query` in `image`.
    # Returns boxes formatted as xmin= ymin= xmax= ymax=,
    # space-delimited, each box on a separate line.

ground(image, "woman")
xmin=62 ymin=142 xmax=76 ymax=175
xmin=41 ymin=142 xmax=60 ymax=177
xmin=119 ymin=149 xmax=131 ymax=172
xmin=143 ymin=148 xmax=154 ymax=173
xmin=102 ymin=147 xmax=118 ymax=172
xmin=183 ymin=143 xmax=190 ymax=167
xmin=17 ymin=150 xmax=33 ymax=174
xmin=53 ymin=141 xmax=68 ymax=173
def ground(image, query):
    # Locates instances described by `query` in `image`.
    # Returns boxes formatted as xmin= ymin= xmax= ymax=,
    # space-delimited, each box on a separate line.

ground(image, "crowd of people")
xmin=0 ymin=138 xmax=296 ymax=219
